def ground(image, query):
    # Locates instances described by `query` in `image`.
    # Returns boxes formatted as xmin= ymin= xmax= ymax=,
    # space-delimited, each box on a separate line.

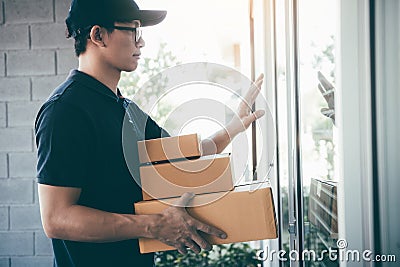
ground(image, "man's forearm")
xmin=200 ymin=123 xmax=237 ymax=156
xmin=44 ymin=204 xmax=160 ymax=243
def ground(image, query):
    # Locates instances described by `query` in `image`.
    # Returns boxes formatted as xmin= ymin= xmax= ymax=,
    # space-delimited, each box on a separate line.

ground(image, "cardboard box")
xmin=134 ymin=183 xmax=278 ymax=253
xmin=140 ymin=154 xmax=234 ymax=201
xmin=138 ymin=134 xmax=201 ymax=164
xmin=309 ymin=178 xmax=338 ymax=237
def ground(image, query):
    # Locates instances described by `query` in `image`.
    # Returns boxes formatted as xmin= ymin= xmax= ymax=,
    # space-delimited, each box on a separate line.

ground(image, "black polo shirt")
xmin=35 ymin=70 xmax=169 ymax=267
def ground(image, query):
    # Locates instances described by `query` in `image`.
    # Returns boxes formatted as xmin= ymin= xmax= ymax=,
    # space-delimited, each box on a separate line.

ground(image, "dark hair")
xmin=66 ymin=19 xmax=133 ymax=57
xmin=66 ymin=25 xmax=113 ymax=57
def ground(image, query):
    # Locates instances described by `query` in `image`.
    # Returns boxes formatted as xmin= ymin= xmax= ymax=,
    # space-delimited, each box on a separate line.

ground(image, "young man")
xmin=35 ymin=0 xmax=265 ymax=266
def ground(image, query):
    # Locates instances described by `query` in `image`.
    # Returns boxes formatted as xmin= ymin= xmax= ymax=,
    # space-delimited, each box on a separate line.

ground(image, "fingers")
xmin=174 ymin=192 xmax=195 ymax=208
xmin=183 ymin=238 xmax=202 ymax=254
xmin=318 ymin=71 xmax=334 ymax=91
xmin=242 ymin=109 xmax=265 ymax=127
xmin=243 ymin=74 xmax=264 ymax=105
xmin=194 ymin=220 xmax=227 ymax=240
xmin=176 ymin=243 xmax=187 ymax=255
xmin=190 ymin=233 xmax=212 ymax=251
xmin=254 ymin=109 xmax=265 ymax=119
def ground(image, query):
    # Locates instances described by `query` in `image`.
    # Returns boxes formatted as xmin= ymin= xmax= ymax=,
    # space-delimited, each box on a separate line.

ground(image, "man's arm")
xmin=201 ymin=74 xmax=265 ymax=155
xmin=39 ymin=184 xmax=226 ymax=254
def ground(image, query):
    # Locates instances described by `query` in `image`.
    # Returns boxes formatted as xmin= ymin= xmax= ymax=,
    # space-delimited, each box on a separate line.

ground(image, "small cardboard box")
xmin=138 ymin=134 xmax=201 ymax=164
xmin=140 ymin=154 xmax=234 ymax=201
xmin=134 ymin=183 xmax=278 ymax=254
xmin=309 ymin=178 xmax=338 ymax=237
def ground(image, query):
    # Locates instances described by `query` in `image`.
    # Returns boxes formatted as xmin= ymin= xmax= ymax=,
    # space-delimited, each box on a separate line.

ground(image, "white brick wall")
xmin=32 ymin=75 xmax=65 ymax=101
xmin=0 ymin=78 xmax=30 ymax=101
xmin=0 ymin=103 xmax=6 ymax=127
xmin=7 ymin=50 xmax=56 ymax=76
xmin=0 ymin=153 xmax=7 ymax=177
xmin=0 ymin=207 xmax=8 ymax=229
xmin=7 ymin=101 xmax=42 ymax=127
xmin=8 ymin=152 xmax=37 ymax=178
xmin=4 ymin=0 xmax=53 ymax=24
xmin=0 ymin=53 xmax=5 ymax=77
xmin=57 ymin=48 xmax=78 ymax=74
xmin=10 ymin=205 xmax=42 ymax=230
xmin=31 ymin=23 xmax=73 ymax=49
xmin=0 ymin=24 xmax=29 ymax=50
xmin=0 ymin=0 xmax=76 ymax=263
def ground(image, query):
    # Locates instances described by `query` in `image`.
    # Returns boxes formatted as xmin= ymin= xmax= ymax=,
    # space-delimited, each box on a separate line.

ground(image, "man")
xmin=35 ymin=0 xmax=265 ymax=266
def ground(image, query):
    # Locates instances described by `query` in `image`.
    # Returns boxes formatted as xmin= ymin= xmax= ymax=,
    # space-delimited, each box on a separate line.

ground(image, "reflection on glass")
xmin=298 ymin=0 xmax=339 ymax=266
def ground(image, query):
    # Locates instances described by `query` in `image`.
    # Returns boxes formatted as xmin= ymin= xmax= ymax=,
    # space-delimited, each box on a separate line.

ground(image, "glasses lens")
xmin=135 ymin=27 xmax=142 ymax=42
xmin=133 ymin=21 xmax=142 ymax=42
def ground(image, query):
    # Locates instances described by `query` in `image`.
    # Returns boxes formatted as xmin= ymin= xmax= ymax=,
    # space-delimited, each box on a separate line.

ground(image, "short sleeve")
xmin=35 ymin=101 xmax=93 ymax=187
xmin=144 ymin=116 xmax=170 ymax=140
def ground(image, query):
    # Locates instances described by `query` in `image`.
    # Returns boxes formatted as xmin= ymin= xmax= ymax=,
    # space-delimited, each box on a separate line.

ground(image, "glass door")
xmin=297 ymin=0 xmax=339 ymax=266
xmin=273 ymin=0 xmax=340 ymax=266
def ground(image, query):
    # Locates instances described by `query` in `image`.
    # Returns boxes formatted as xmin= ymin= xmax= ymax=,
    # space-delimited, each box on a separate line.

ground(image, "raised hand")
xmin=226 ymin=74 xmax=266 ymax=137
xmin=318 ymin=71 xmax=335 ymax=125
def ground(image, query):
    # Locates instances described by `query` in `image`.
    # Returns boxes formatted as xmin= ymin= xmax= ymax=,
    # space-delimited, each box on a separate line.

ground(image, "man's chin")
xmin=122 ymin=64 xmax=139 ymax=73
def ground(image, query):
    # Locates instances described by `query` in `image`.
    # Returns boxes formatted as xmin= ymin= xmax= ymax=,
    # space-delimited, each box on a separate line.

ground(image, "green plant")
xmin=155 ymin=243 xmax=262 ymax=267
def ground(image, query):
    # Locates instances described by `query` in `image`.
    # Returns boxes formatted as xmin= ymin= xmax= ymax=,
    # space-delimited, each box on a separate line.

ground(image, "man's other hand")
xmin=151 ymin=192 xmax=227 ymax=255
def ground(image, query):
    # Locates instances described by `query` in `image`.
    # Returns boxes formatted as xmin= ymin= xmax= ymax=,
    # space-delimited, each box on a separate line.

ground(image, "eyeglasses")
xmin=111 ymin=22 xmax=142 ymax=43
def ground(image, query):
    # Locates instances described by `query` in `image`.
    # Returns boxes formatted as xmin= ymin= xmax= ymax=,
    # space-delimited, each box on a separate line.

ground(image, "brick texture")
xmin=57 ymin=49 xmax=77 ymax=74
xmin=7 ymin=101 xmax=42 ymax=127
xmin=0 ymin=128 xmax=32 ymax=152
xmin=0 ymin=153 xmax=7 ymax=178
xmin=0 ymin=179 xmax=33 ymax=204
xmin=35 ymin=230 xmax=52 ymax=256
xmin=9 ymin=153 xmax=37 ymax=178
xmin=0 ymin=78 xmax=30 ymax=102
xmin=10 ymin=205 xmax=41 ymax=230
xmin=7 ymin=50 xmax=55 ymax=76
xmin=11 ymin=256 xmax=53 ymax=267
xmin=32 ymin=75 xmax=66 ymax=101
xmin=0 ymin=24 xmax=29 ymax=50
xmin=0 ymin=258 xmax=9 ymax=267
xmin=4 ymin=0 xmax=53 ymax=24
xmin=0 ymin=0 xmax=62 ymax=263
xmin=0 ymin=207 xmax=8 ymax=230
xmin=55 ymin=0 xmax=71 ymax=23
xmin=0 ymin=232 xmax=34 ymax=256
xmin=0 ymin=53 xmax=4 ymax=77
xmin=0 ymin=103 xmax=5 ymax=127
xmin=31 ymin=23 xmax=73 ymax=49
xmin=0 ymin=1 xmax=4 ymax=25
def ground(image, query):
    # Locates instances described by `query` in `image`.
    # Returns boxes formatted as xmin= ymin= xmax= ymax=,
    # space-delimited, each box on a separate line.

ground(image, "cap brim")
xmin=135 ymin=10 xmax=167 ymax=27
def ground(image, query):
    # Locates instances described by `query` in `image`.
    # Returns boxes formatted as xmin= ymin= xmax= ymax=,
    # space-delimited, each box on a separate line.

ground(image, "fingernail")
xmin=220 ymin=234 xmax=227 ymax=239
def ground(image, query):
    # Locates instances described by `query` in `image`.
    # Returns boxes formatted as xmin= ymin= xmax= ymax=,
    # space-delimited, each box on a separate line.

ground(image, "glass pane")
xmin=274 ymin=0 xmax=291 ymax=266
xmin=298 ymin=0 xmax=339 ymax=266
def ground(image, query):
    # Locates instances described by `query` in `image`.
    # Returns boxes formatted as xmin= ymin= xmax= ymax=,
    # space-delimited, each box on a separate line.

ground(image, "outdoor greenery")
xmin=155 ymin=243 xmax=262 ymax=267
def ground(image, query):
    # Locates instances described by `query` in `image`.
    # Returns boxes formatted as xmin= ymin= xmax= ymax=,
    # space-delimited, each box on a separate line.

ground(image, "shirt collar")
xmin=68 ymin=69 xmax=125 ymax=102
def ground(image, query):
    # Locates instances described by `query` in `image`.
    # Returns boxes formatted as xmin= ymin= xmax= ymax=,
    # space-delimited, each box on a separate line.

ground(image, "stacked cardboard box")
xmin=135 ymin=134 xmax=278 ymax=253
xmin=138 ymin=134 xmax=234 ymax=200
xmin=135 ymin=183 xmax=278 ymax=253
xmin=308 ymin=178 xmax=338 ymax=238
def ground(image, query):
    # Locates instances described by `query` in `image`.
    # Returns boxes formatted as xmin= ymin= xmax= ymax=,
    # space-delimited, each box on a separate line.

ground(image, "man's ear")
xmin=89 ymin=26 xmax=107 ymax=47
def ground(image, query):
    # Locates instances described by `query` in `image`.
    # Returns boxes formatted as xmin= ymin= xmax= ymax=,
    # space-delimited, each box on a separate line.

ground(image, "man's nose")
xmin=136 ymin=37 xmax=145 ymax=48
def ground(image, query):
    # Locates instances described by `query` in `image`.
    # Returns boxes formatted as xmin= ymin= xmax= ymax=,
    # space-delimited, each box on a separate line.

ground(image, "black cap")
xmin=66 ymin=0 xmax=167 ymax=38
